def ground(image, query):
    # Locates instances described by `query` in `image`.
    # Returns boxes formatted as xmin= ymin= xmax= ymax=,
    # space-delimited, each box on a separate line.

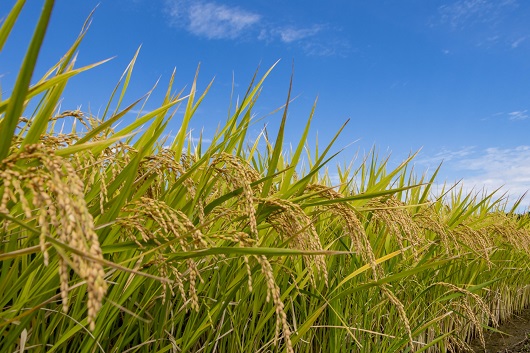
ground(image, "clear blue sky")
xmin=1 ymin=0 xmax=529 ymax=209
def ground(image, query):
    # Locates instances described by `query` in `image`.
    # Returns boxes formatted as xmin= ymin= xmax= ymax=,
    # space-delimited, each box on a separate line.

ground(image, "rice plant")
xmin=1 ymin=1 xmax=529 ymax=352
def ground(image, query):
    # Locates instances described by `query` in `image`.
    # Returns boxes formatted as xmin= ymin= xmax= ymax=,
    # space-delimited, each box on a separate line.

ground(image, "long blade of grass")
xmin=331 ymin=249 xmax=403 ymax=294
xmin=45 ymin=236 xmax=170 ymax=283
xmin=289 ymin=304 xmax=328 ymax=346
xmin=74 ymin=97 xmax=143 ymax=145
xmin=54 ymin=133 xmax=134 ymax=156
xmin=0 ymin=0 xmax=26 ymax=51
xmin=261 ymin=73 xmax=292 ymax=198
xmin=0 ymin=59 xmax=110 ymax=115
xmin=113 ymin=46 xmax=141 ymax=116
xmin=280 ymin=97 xmax=316 ymax=193
xmin=167 ymin=246 xmax=349 ymax=261
xmin=302 ymin=184 xmax=424 ymax=207
xmin=0 ymin=0 xmax=54 ymax=161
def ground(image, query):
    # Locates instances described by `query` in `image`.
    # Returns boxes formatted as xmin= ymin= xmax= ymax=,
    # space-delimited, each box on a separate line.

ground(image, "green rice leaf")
xmin=0 ymin=0 xmax=26 ymax=51
xmin=0 ymin=0 xmax=54 ymax=161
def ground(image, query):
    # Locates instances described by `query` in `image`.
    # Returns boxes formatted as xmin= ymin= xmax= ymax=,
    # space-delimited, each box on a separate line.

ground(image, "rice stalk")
xmin=0 ymin=143 xmax=107 ymax=331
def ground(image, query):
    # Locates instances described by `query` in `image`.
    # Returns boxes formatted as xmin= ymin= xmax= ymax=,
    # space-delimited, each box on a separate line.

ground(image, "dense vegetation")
xmin=1 ymin=1 xmax=530 ymax=352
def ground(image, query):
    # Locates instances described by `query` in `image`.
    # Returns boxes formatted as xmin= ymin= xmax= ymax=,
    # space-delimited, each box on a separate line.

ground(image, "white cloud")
xmin=484 ymin=110 xmax=529 ymax=121
xmin=458 ymin=147 xmax=530 ymax=205
xmin=508 ymin=110 xmax=529 ymax=120
xmin=511 ymin=36 xmax=526 ymax=48
xmin=273 ymin=25 xmax=322 ymax=43
xmin=416 ymin=146 xmax=476 ymax=165
xmin=166 ymin=0 xmax=260 ymax=40
xmin=258 ymin=25 xmax=321 ymax=44
xmin=164 ymin=1 xmax=346 ymax=56
xmin=424 ymin=146 xmax=530 ymax=210
xmin=259 ymin=25 xmax=350 ymax=56
xmin=302 ymin=40 xmax=351 ymax=57
xmin=438 ymin=0 xmax=517 ymax=29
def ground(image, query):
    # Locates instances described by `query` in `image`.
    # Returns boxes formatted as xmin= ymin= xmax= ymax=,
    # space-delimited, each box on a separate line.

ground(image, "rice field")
xmin=1 ymin=1 xmax=530 ymax=352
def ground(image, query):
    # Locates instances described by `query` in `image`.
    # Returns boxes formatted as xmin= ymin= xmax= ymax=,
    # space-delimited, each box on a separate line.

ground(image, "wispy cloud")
xmin=436 ymin=1 xmax=530 ymax=51
xmin=438 ymin=0 xmax=517 ymax=29
xmin=166 ymin=0 xmax=260 ymax=40
xmin=302 ymin=39 xmax=350 ymax=57
xmin=164 ymin=1 xmax=345 ymax=56
xmin=508 ymin=110 xmax=529 ymax=120
xmin=258 ymin=24 xmax=347 ymax=56
xmin=486 ymin=110 xmax=529 ymax=121
xmin=416 ymin=146 xmax=476 ymax=165
xmin=456 ymin=146 xmax=530 ymax=205
xmin=422 ymin=145 xmax=530 ymax=210
xmin=273 ymin=25 xmax=323 ymax=43
xmin=511 ymin=36 xmax=527 ymax=48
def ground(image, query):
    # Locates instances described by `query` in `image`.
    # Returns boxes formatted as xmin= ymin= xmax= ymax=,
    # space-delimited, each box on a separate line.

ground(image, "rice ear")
xmin=1 ymin=144 xmax=107 ymax=331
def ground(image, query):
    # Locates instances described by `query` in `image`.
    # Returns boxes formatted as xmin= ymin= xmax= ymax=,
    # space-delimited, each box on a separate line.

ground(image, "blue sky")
xmin=1 ymin=0 xmax=530 ymax=209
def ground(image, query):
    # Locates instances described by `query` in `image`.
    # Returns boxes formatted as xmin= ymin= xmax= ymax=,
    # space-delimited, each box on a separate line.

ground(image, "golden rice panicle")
xmin=0 ymin=172 xmax=13 ymax=214
xmin=486 ymin=212 xmax=530 ymax=252
xmin=367 ymin=196 xmax=424 ymax=256
xmin=50 ymin=109 xmax=87 ymax=128
xmin=263 ymin=196 xmax=328 ymax=286
xmin=380 ymin=285 xmax=414 ymax=351
xmin=435 ymin=282 xmax=496 ymax=350
xmin=102 ymin=143 xmax=138 ymax=181
xmin=243 ymin=254 xmax=253 ymax=292
xmin=139 ymin=149 xmax=205 ymax=222
xmin=40 ymin=147 xmax=107 ymax=330
xmin=174 ymin=151 xmax=265 ymax=297
xmin=413 ymin=204 xmax=454 ymax=253
xmin=155 ymin=254 xmax=172 ymax=304
xmin=305 ymin=184 xmax=382 ymax=278
xmin=255 ymin=255 xmax=293 ymax=353
xmin=0 ymin=169 xmax=36 ymax=221
xmin=71 ymin=150 xmax=108 ymax=215
xmin=212 ymin=153 xmax=262 ymax=239
xmin=453 ymin=223 xmax=493 ymax=264
xmin=1 ymin=144 xmax=107 ymax=331
xmin=121 ymin=197 xmax=207 ymax=311
xmin=187 ymin=258 xmax=201 ymax=311
xmin=58 ymin=258 xmax=69 ymax=313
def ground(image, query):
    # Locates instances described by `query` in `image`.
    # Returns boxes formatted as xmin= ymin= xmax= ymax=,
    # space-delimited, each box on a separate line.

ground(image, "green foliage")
xmin=1 ymin=2 xmax=530 ymax=353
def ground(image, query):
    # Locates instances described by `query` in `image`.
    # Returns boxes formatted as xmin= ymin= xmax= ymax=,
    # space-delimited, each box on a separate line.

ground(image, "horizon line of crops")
xmin=1 ymin=1 xmax=530 ymax=352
